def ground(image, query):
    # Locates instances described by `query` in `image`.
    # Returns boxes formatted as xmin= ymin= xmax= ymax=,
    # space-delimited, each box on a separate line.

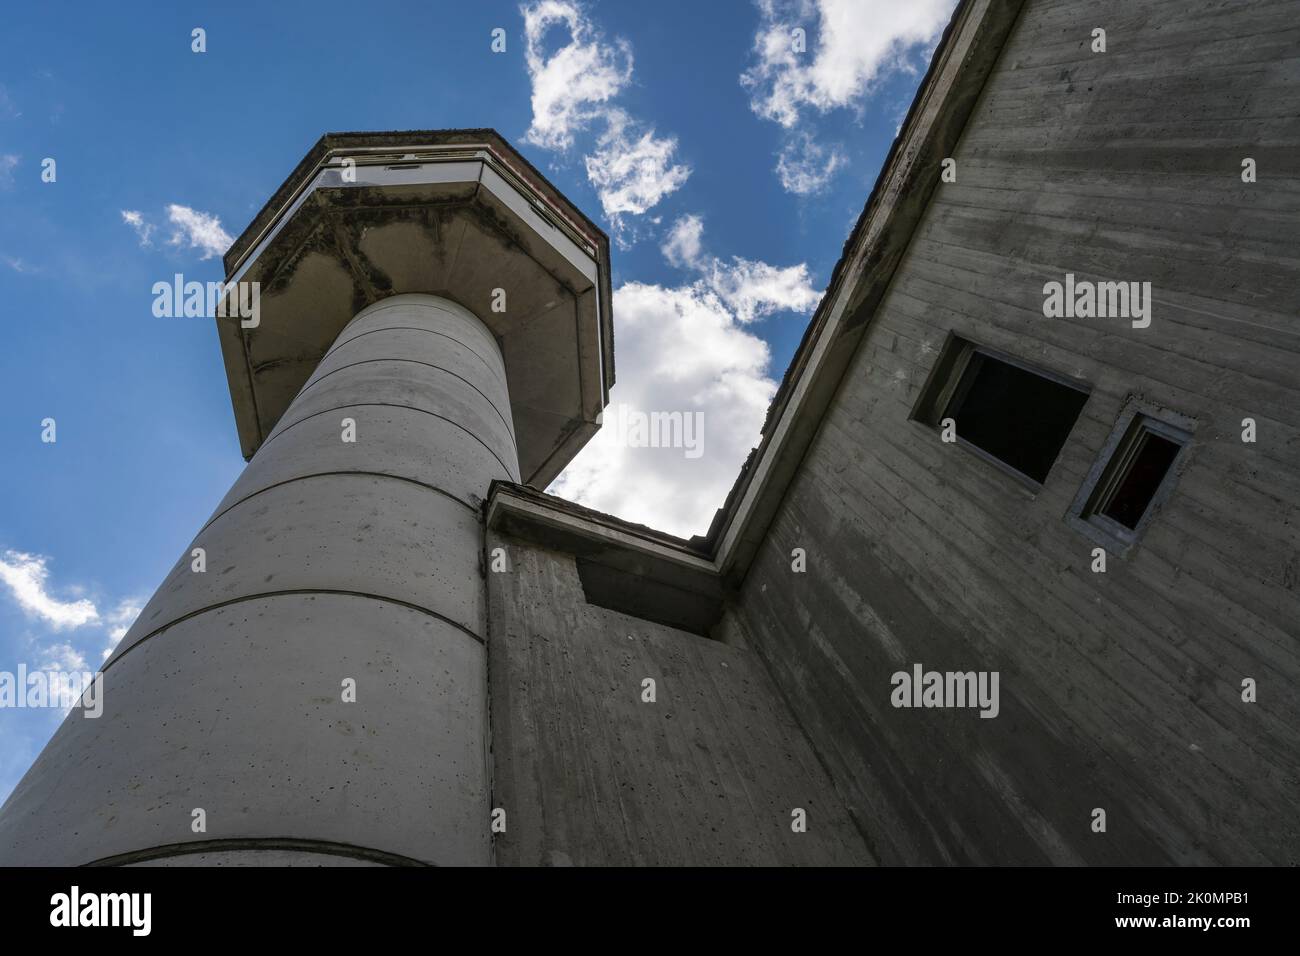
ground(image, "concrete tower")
xmin=0 ymin=130 xmax=613 ymax=866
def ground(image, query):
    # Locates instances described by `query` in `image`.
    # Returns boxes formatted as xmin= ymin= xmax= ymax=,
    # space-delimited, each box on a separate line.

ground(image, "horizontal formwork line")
xmin=197 ymin=469 xmax=484 ymax=537
xmin=260 ymin=402 xmax=520 ymax=482
xmin=338 ymin=299 xmax=502 ymax=363
xmin=899 ymin=242 xmax=1300 ymax=397
xmin=297 ymin=355 xmax=517 ymax=450
xmin=103 ymin=588 xmax=486 ymax=677
xmin=326 ymin=324 xmax=506 ymax=390
xmin=84 ymin=836 xmax=432 ymax=868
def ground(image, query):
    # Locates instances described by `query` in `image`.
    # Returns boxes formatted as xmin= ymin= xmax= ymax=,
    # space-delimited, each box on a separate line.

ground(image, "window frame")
xmin=910 ymin=333 xmax=1092 ymax=491
xmin=1067 ymin=401 xmax=1194 ymax=555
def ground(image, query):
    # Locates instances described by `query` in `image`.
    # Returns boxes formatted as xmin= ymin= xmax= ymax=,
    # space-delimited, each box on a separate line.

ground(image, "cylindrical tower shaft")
xmin=0 ymin=294 xmax=512 ymax=866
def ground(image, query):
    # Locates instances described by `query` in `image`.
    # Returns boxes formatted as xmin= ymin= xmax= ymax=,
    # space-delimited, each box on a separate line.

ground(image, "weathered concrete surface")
xmin=0 ymin=295 xmax=508 ymax=866
xmin=7 ymin=1 xmax=1294 ymax=868
xmin=0 ymin=595 xmax=486 ymax=866
xmin=213 ymin=404 xmax=506 ymax=516
xmin=486 ymin=530 xmax=873 ymax=866
xmin=487 ymin=483 xmax=726 ymax=636
xmin=217 ymin=131 xmax=613 ymax=488
xmin=725 ymin=0 xmax=1300 ymax=865
xmin=111 ymin=477 xmax=486 ymax=656
xmin=714 ymin=0 xmax=1030 ymax=588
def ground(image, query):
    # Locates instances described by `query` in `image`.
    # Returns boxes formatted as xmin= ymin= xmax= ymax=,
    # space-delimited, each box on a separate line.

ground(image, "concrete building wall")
xmin=726 ymin=0 xmax=1300 ymax=865
xmin=0 ymin=295 xmax=508 ymax=866
xmin=485 ymin=530 xmax=872 ymax=866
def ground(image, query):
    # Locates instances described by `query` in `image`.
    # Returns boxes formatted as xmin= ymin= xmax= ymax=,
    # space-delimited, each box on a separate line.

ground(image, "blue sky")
xmin=0 ymin=0 xmax=955 ymax=802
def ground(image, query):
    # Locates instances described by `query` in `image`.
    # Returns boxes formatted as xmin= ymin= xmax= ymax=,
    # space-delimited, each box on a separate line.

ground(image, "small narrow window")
xmin=912 ymin=336 xmax=1090 ymax=487
xmin=1078 ymin=415 xmax=1188 ymax=541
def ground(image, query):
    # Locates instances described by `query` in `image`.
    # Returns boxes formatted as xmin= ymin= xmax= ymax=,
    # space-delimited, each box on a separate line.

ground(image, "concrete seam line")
xmin=103 ymin=588 xmax=486 ymax=676
xmin=344 ymin=298 xmax=503 ymax=359
xmin=83 ymin=837 xmax=432 ymax=868
xmin=261 ymin=402 xmax=520 ymax=481
xmin=328 ymin=324 xmax=505 ymax=386
xmin=295 ymin=355 xmax=518 ymax=449
xmin=197 ymin=470 xmax=483 ymax=537
xmin=345 ymin=294 xmax=502 ymax=343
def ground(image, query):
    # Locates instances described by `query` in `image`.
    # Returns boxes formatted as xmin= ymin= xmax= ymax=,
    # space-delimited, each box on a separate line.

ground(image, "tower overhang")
xmin=219 ymin=129 xmax=614 ymax=488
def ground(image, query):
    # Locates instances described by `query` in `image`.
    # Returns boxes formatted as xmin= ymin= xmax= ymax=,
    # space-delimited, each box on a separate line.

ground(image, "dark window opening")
xmin=940 ymin=351 xmax=1089 ymax=485
xmin=1097 ymin=431 xmax=1180 ymax=529
xmin=1081 ymin=418 xmax=1186 ymax=535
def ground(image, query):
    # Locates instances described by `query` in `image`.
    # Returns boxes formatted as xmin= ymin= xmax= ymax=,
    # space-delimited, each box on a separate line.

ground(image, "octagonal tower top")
xmin=218 ymin=129 xmax=614 ymax=488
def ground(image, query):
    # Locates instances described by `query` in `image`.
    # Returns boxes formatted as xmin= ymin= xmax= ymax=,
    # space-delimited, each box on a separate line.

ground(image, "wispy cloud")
xmin=522 ymin=0 xmax=631 ymax=150
xmin=742 ymin=0 xmax=954 ymax=126
xmin=0 ymin=551 xmax=99 ymax=630
xmin=661 ymin=213 xmax=821 ymax=321
xmin=776 ymin=131 xmax=845 ymax=195
xmin=0 ymin=154 xmax=18 ymax=188
xmin=166 ymin=204 xmax=233 ymax=260
xmin=118 ymin=204 xmax=233 ymax=260
xmin=521 ymin=0 xmax=690 ymax=242
xmin=701 ymin=256 xmax=820 ymax=324
xmin=661 ymin=214 xmax=704 ymax=269
xmin=1 ymin=254 xmax=36 ymax=274
xmin=35 ymin=643 xmax=95 ymax=714
xmin=38 ymin=642 xmax=89 ymax=674
xmin=741 ymin=0 xmax=955 ymax=192
xmin=102 ymin=599 xmax=142 ymax=660
xmin=0 ymin=549 xmax=143 ymax=667
xmin=584 ymin=110 xmax=691 ymax=225
xmin=120 ymin=209 xmax=155 ymax=247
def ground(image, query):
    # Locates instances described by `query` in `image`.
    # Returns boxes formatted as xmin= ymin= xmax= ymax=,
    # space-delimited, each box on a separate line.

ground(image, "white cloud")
xmin=522 ymin=0 xmax=632 ymax=150
xmin=102 ymin=599 xmax=142 ymax=660
xmin=120 ymin=205 xmax=232 ymax=259
xmin=703 ymin=256 xmax=820 ymax=323
xmin=661 ymin=214 xmax=704 ymax=269
xmin=0 ymin=551 xmax=99 ymax=630
xmin=0 ymin=549 xmax=141 ymax=690
xmin=166 ymin=204 xmax=233 ymax=260
xmin=550 ymin=280 xmax=778 ymax=537
xmin=2 ymin=254 xmax=34 ymax=273
xmin=120 ymin=209 xmax=155 ymax=247
xmin=38 ymin=643 xmax=89 ymax=674
xmin=742 ymin=0 xmax=956 ymax=127
xmin=0 ymin=154 xmax=18 ymax=188
xmin=584 ymin=110 xmax=691 ymax=230
xmin=550 ymin=221 xmax=822 ymax=537
xmin=661 ymin=213 xmax=822 ymax=321
xmin=36 ymin=643 xmax=96 ymax=713
xmin=520 ymin=1 xmax=690 ymax=239
xmin=776 ymin=131 xmax=846 ymax=194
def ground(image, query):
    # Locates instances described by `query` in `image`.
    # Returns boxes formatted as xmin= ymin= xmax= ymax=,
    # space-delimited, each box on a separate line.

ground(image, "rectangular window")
xmin=913 ymin=336 xmax=1090 ymax=487
xmin=1077 ymin=414 xmax=1188 ymax=542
